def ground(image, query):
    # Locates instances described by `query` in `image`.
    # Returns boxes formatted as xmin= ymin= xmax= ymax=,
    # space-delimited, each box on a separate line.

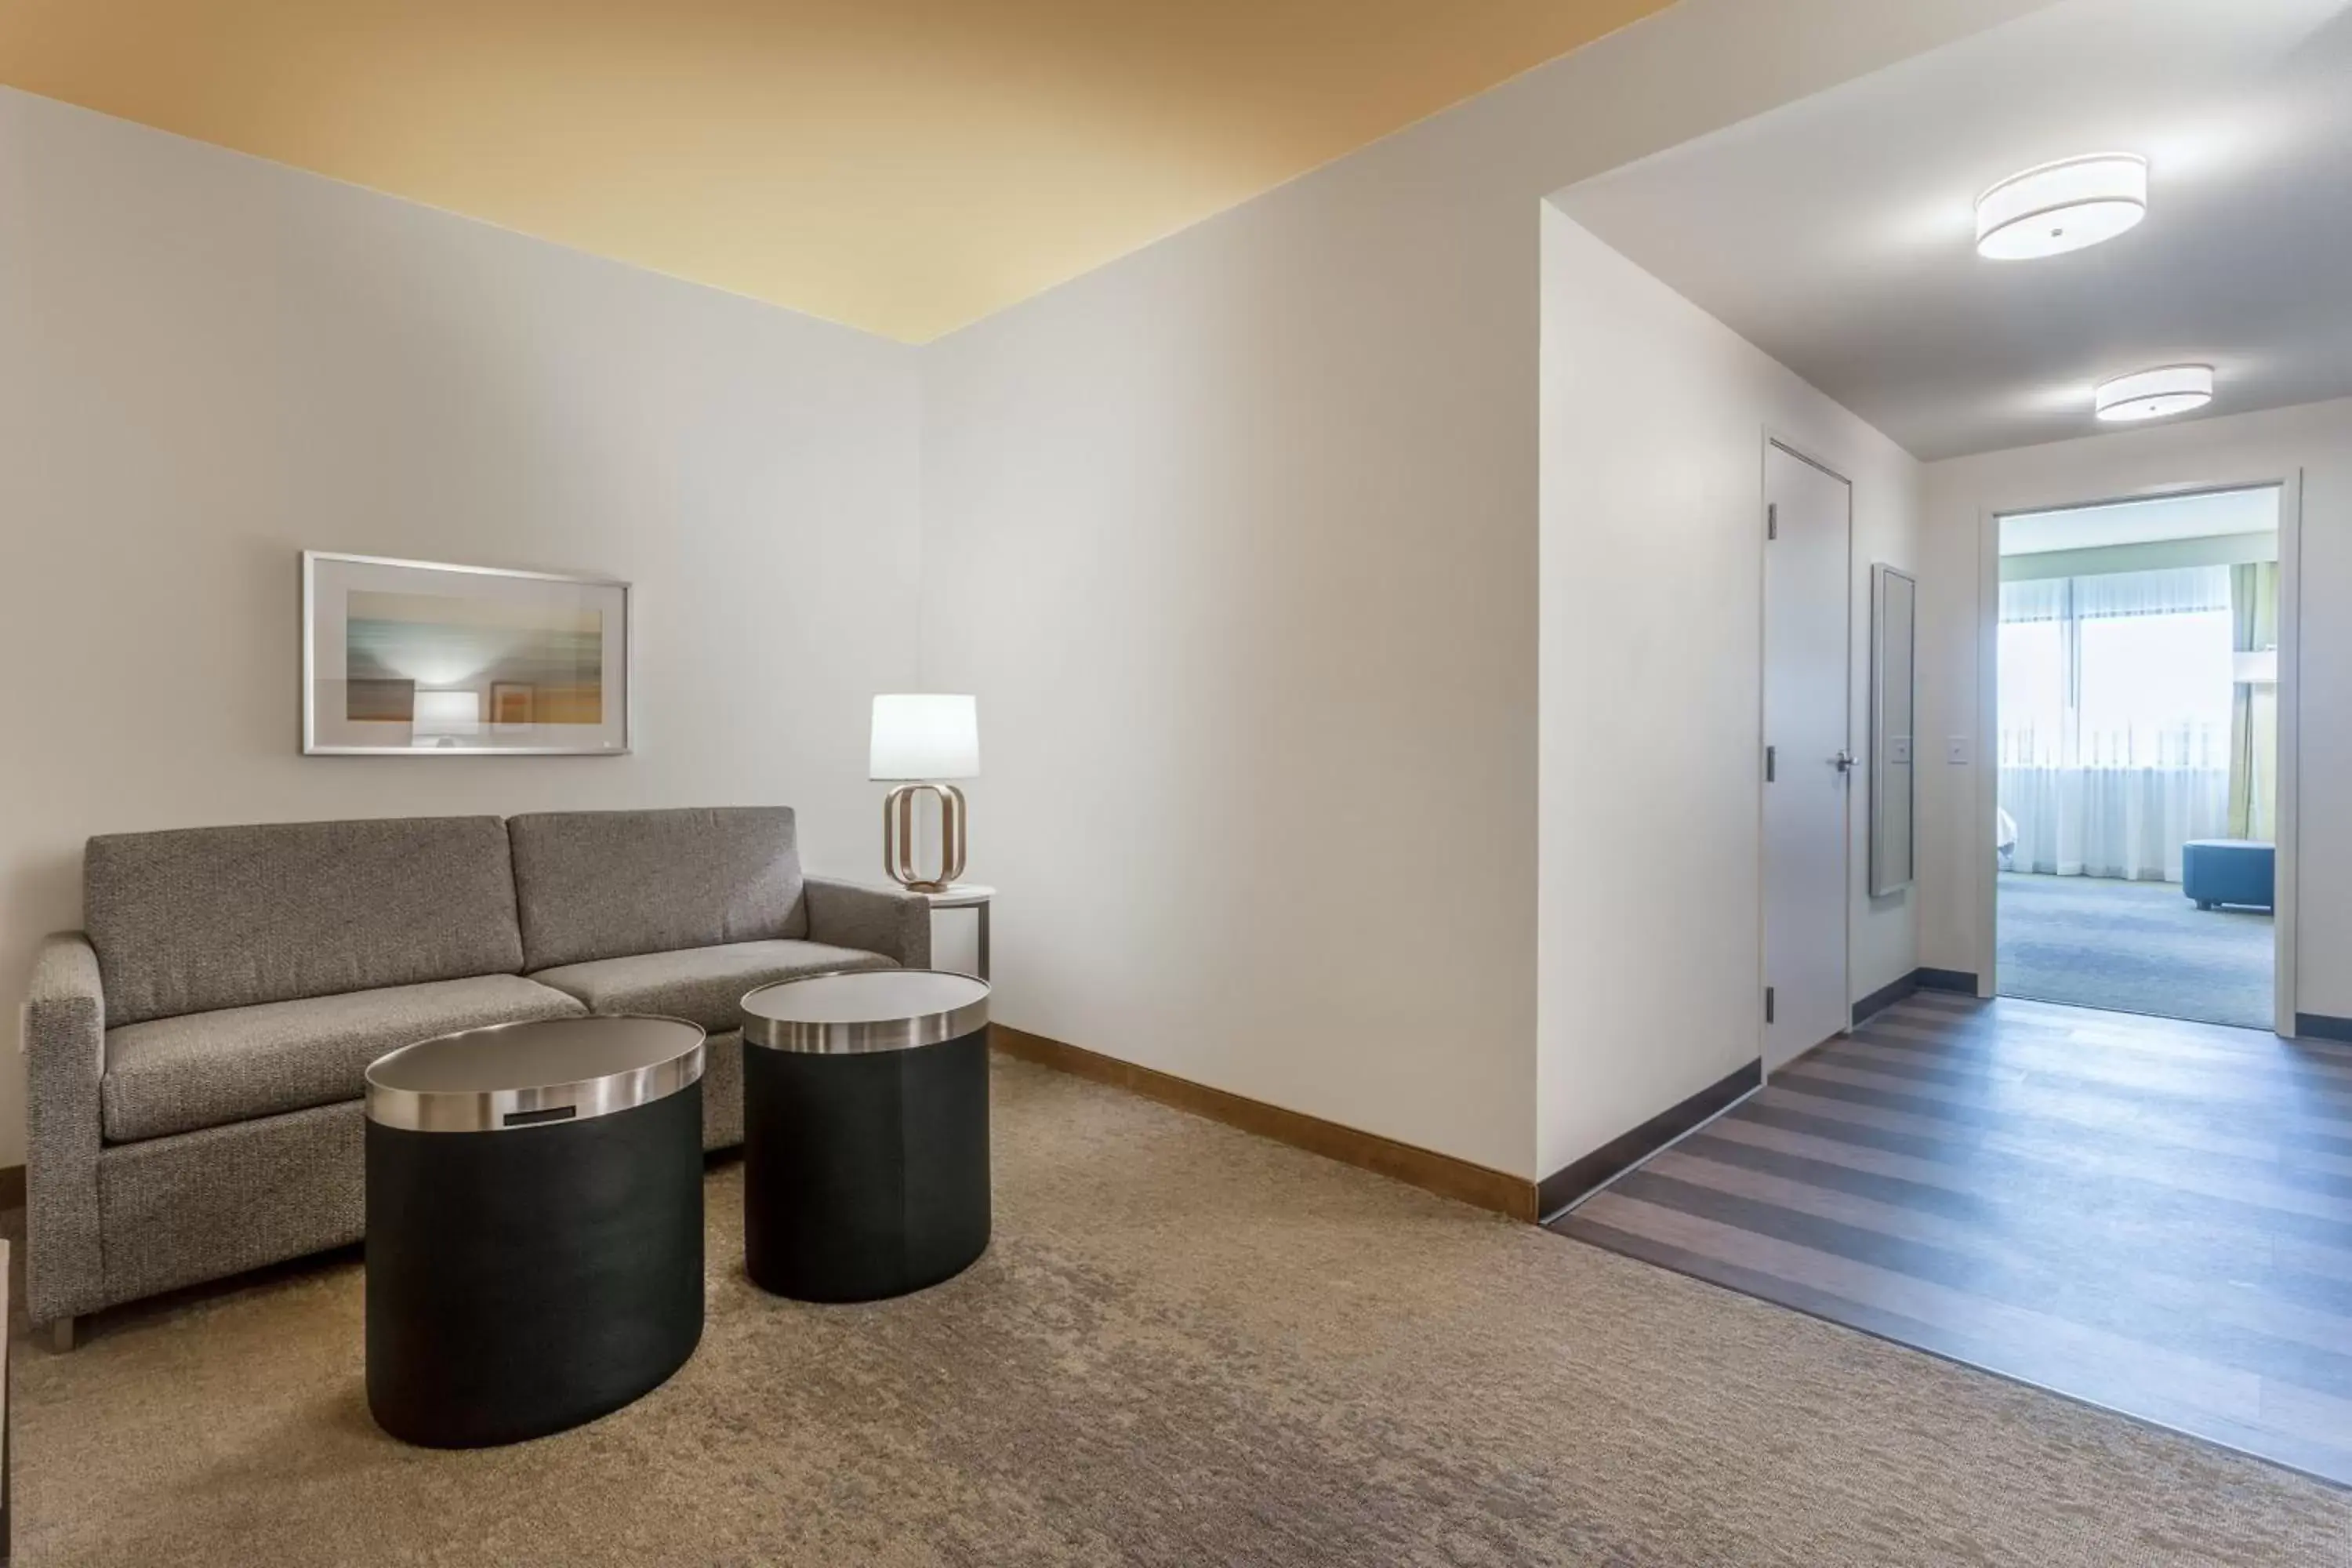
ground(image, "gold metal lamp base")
xmin=883 ymin=782 xmax=968 ymax=893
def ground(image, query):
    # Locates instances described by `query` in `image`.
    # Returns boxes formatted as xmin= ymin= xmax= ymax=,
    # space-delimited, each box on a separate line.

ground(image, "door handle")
xmin=1833 ymin=750 xmax=1859 ymax=773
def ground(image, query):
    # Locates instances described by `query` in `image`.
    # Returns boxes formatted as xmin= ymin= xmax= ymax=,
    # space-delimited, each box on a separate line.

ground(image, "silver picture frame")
xmin=1868 ymin=562 xmax=1916 ymax=896
xmin=301 ymin=550 xmax=633 ymax=757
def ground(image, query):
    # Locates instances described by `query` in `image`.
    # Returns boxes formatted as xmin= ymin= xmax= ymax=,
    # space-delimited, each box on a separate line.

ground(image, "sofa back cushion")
xmin=506 ymin=807 xmax=808 ymax=971
xmin=85 ymin=817 xmax=527 ymax=1027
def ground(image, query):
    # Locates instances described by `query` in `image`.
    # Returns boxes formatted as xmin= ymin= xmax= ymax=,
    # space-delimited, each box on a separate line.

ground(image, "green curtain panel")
xmin=2227 ymin=561 xmax=2279 ymax=841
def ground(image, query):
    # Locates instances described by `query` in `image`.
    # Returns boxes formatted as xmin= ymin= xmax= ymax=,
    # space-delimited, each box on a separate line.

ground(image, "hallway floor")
xmin=1553 ymin=991 xmax=2352 ymax=1486
xmin=1998 ymin=870 xmax=2274 ymax=1029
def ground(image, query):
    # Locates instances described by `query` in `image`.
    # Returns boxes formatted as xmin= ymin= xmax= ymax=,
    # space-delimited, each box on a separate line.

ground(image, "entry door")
xmin=1762 ymin=441 xmax=1853 ymax=1071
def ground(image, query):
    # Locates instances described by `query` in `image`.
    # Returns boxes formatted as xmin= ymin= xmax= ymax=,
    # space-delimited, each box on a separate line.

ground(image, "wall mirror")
xmin=1871 ymin=564 xmax=1917 ymax=896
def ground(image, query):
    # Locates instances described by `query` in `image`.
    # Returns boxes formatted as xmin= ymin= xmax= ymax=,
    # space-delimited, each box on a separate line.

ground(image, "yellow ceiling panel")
xmin=0 ymin=1 xmax=1672 ymax=340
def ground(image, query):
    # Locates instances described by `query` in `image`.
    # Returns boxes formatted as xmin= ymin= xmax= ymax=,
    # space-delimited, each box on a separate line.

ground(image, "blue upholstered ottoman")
xmin=2183 ymin=839 xmax=2274 ymax=911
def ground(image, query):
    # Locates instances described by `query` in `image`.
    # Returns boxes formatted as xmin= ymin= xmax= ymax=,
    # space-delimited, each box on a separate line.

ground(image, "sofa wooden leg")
xmin=45 ymin=1316 xmax=75 ymax=1352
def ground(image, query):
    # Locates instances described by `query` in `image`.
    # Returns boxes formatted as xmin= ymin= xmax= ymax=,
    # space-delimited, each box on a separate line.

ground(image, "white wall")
xmin=1918 ymin=397 xmax=2352 ymax=1022
xmin=916 ymin=0 xmax=2033 ymax=1182
xmin=0 ymin=90 xmax=924 ymax=1166
xmin=0 ymin=0 xmax=2052 ymax=1185
xmin=1536 ymin=212 xmax=1922 ymax=1178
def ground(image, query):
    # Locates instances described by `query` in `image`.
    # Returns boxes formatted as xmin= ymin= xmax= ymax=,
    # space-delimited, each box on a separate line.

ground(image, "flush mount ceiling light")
xmin=2093 ymin=364 xmax=2214 ymax=422
xmin=1976 ymin=153 xmax=2148 ymax=260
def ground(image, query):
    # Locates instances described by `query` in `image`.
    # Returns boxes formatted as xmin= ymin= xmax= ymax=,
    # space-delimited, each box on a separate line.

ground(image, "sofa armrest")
xmin=804 ymin=879 xmax=931 ymax=970
xmin=24 ymin=931 xmax=107 ymax=1324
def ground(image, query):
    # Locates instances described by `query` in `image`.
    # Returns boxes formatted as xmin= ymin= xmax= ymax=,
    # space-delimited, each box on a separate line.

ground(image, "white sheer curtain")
xmin=1998 ymin=565 xmax=2233 ymax=881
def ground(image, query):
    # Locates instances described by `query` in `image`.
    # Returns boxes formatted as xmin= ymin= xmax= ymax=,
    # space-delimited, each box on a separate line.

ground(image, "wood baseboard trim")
xmin=1851 ymin=971 xmax=1921 ymax=1026
xmin=1535 ymin=1058 xmax=1762 ymax=1221
xmin=0 ymin=1163 xmax=21 ymax=1211
xmin=1853 ymin=964 xmax=1984 ymax=1025
xmin=989 ymin=1025 xmax=1538 ymax=1221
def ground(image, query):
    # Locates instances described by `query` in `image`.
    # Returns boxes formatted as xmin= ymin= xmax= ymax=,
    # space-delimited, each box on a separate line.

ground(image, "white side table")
xmin=916 ymin=884 xmax=995 ymax=981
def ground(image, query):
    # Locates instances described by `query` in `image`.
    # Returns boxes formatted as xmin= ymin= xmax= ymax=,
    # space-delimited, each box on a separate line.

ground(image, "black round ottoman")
xmin=363 ymin=1014 xmax=707 ymax=1447
xmin=739 ymin=970 xmax=991 ymax=1302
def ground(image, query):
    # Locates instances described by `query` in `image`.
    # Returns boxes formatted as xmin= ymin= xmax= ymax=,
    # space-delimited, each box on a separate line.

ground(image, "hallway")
xmin=1553 ymin=992 xmax=2352 ymax=1485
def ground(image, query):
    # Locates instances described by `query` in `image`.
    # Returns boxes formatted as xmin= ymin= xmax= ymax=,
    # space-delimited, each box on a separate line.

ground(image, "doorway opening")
xmin=1993 ymin=485 xmax=2281 ymax=1030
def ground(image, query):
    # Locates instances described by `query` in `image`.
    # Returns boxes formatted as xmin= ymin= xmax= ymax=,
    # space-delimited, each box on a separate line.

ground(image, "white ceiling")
xmin=1552 ymin=0 xmax=2352 ymax=461
xmin=2001 ymin=486 xmax=2281 ymax=554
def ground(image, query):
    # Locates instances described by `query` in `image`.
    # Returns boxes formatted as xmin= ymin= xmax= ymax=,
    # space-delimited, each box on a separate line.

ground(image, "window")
xmin=1998 ymin=566 xmax=2234 ymax=771
xmin=1997 ymin=617 xmax=2067 ymax=768
xmin=2075 ymin=606 xmax=2234 ymax=768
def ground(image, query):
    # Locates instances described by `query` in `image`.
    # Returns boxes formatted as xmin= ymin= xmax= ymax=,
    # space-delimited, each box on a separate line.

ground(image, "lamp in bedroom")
xmin=870 ymin=694 xmax=979 ymax=892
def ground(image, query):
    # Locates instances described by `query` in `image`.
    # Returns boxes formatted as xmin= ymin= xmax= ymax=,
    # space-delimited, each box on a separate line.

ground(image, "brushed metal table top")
xmin=741 ymin=969 xmax=990 ymax=1055
xmin=366 ymin=1015 xmax=707 ymax=1134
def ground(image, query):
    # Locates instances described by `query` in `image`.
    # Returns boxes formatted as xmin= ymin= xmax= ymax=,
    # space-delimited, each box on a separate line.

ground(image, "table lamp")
xmin=870 ymin=694 xmax=978 ymax=892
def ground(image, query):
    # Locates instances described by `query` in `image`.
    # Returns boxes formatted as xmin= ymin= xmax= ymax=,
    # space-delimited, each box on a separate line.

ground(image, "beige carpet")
xmin=10 ymin=1055 xmax=2348 ymax=1566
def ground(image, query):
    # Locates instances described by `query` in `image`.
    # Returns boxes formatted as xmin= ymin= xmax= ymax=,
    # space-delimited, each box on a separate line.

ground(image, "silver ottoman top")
xmin=366 ymin=1015 xmax=707 ymax=1134
xmin=741 ymin=970 xmax=990 ymax=1055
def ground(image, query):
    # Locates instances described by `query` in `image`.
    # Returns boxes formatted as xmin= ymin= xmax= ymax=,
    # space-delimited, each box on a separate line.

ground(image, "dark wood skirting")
xmin=1851 ymin=971 xmax=1920 ymax=1026
xmin=989 ymin=1025 xmax=1538 ymax=1221
xmin=1535 ymin=1058 xmax=1762 ymax=1221
xmin=2296 ymin=1012 xmax=2352 ymax=1043
xmin=1858 ymin=967 xmax=1982 ymax=1024
xmin=0 ymin=1165 xmax=22 ymax=1212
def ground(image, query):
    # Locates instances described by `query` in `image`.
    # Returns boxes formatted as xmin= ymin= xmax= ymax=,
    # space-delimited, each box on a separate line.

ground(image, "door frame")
xmin=1973 ymin=472 xmax=2303 ymax=1036
xmin=1759 ymin=432 xmax=1855 ymax=1072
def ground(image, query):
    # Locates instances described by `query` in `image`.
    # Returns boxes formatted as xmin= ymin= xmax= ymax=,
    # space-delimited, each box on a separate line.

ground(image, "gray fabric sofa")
xmin=23 ymin=806 xmax=928 ymax=1343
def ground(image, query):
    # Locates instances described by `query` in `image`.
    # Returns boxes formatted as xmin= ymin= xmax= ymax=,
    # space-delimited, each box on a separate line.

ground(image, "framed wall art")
xmin=302 ymin=552 xmax=632 ymax=755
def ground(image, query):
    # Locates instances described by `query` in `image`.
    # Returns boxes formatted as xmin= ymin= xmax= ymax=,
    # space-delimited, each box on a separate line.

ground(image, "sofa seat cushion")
xmin=529 ymin=940 xmax=896 ymax=1033
xmin=103 ymin=975 xmax=586 ymax=1144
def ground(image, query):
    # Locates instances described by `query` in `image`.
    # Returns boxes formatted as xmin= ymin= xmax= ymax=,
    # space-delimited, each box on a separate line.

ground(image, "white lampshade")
xmin=2233 ymin=648 xmax=2278 ymax=686
xmin=411 ymin=688 xmax=481 ymax=739
xmin=2093 ymin=364 xmax=2213 ymax=423
xmin=870 ymin=694 xmax=978 ymax=781
xmin=1975 ymin=153 xmax=2147 ymax=260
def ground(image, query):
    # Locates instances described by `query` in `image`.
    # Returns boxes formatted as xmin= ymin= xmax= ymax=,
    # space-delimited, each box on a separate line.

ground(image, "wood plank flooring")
xmin=1551 ymin=992 xmax=2352 ymax=1486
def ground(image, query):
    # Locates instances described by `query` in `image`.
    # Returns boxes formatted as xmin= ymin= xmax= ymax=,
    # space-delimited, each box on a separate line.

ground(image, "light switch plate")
xmin=1947 ymin=736 xmax=1971 ymax=764
xmin=1889 ymin=736 xmax=1914 ymax=764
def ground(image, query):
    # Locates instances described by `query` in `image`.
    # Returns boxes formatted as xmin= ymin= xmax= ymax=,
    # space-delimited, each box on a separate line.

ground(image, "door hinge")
xmin=1766 ymin=502 xmax=1778 ymax=540
xmin=1765 ymin=986 xmax=1776 ymax=1025
xmin=1765 ymin=744 xmax=1777 ymax=782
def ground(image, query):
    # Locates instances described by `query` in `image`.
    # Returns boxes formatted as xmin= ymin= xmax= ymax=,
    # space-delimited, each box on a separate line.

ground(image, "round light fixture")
xmin=2093 ymin=364 xmax=2213 ymax=422
xmin=1976 ymin=153 xmax=2147 ymax=260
